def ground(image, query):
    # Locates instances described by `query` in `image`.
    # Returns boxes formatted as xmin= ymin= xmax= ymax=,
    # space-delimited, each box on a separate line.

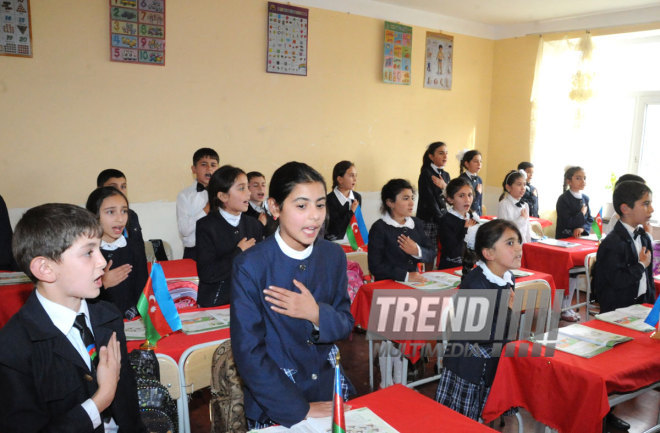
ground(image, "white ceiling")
xmin=294 ymin=0 xmax=660 ymax=39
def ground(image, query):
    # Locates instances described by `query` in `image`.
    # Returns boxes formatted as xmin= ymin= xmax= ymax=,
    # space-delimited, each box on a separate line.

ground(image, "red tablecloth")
xmin=126 ymin=306 xmax=230 ymax=363
xmin=521 ymin=238 xmax=598 ymax=292
xmin=148 ymin=258 xmax=197 ymax=279
xmin=482 ymin=320 xmax=660 ymax=433
xmin=0 ymin=282 xmax=33 ymax=328
xmin=340 ymin=244 xmax=368 ymax=253
xmin=481 ymin=215 xmax=553 ymax=228
xmin=350 ymin=268 xmax=558 ymax=363
xmin=351 ymin=384 xmax=497 ymax=432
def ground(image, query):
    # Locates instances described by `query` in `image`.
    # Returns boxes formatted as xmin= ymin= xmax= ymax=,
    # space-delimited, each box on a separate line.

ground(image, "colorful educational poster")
xmin=0 ymin=0 xmax=32 ymax=57
xmin=424 ymin=32 xmax=453 ymax=90
xmin=267 ymin=2 xmax=308 ymax=76
xmin=383 ymin=21 xmax=412 ymax=85
xmin=109 ymin=0 xmax=165 ymax=66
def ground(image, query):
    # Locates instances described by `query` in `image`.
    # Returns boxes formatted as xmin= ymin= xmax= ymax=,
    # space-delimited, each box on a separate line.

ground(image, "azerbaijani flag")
xmin=644 ymin=296 xmax=660 ymax=330
xmin=136 ymin=263 xmax=182 ymax=345
xmin=331 ymin=361 xmax=346 ymax=433
xmin=591 ymin=207 xmax=603 ymax=240
xmin=346 ymin=204 xmax=369 ymax=251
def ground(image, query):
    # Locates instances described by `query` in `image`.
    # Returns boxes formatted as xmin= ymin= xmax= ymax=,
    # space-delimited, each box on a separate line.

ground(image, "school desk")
xmin=521 ymin=237 xmax=598 ymax=293
xmin=350 ymin=384 xmax=497 ymax=432
xmin=482 ymin=319 xmax=660 ymax=433
xmin=481 ymin=215 xmax=553 ymax=228
xmin=350 ymin=268 xmax=557 ymax=390
xmin=0 ymin=280 xmax=32 ymax=328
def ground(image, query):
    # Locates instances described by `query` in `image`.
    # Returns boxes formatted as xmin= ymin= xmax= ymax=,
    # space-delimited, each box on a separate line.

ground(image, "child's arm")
xmin=412 ymin=221 xmax=437 ymax=264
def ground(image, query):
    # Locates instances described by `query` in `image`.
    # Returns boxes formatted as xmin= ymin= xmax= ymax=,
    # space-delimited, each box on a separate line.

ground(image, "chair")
xmin=145 ymin=239 xmax=173 ymax=262
xmin=530 ymin=220 xmax=544 ymax=240
xmin=583 ymin=253 xmax=597 ymax=317
xmin=156 ymin=354 xmax=185 ymax=433
xmin=179 ymin=340 xmax=226 ymax=433
xmin=514 ymin=279 xmax=554 ymax=335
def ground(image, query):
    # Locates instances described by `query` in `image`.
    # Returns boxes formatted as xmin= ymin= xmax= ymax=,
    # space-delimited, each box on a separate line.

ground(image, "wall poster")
xmin=383 ymin=21 xmax=412 ymax=85
xmin=110 ymin=0 xmax=165 ymax=66
xmin=424 ymin=32 xmax=453 ymax=90
xmin=0 ymin=0 xmax=32 ymax=58
xmin=267 ymin=2 xmax=308 ymax=76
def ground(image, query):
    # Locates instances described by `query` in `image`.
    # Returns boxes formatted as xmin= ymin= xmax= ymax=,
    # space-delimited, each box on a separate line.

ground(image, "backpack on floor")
xmin=210 ymin=340 xmax=247 ymax=433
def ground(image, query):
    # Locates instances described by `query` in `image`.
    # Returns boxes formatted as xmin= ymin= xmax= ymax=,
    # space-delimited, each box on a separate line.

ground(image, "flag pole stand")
xmin=140 ymin=341 xmax=157 ymax=350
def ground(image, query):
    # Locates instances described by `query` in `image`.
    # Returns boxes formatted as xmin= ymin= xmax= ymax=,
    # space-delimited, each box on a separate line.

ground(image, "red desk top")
xmin=521 ymin=237 xmax=598 ymax=291
xmin=0 ymin=282 xmax=33 ymax=328
xmin=351 ymin=384 xmax=496 ymax=432
xmin=350 ymin=268 xmax=557 ymax=363
xmin=482 ymin=320 xmax=660 ymax=433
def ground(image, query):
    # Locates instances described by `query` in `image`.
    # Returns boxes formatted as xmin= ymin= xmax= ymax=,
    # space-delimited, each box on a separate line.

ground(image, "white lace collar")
xmin=274 ymin=228 xmax=313 ymax=260
xmin=477 ymin=260 xmax=514 ymax=286
xmin=219 ymin=207 xmax=241 ymax=227
xmin=381 ymin=212 xmax=414 ymax=229
xmin=333 ymin=187 xmax=355 ymax=207
xmin=101 ymin=236 xmax=127 ymax=251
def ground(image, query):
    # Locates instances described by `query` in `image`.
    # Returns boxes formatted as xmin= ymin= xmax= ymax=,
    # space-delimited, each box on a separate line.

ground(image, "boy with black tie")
xmin=0 ymin=203 xmax=145 ymax=432
xmin=592 ymin=180 xmax=656 ymax=431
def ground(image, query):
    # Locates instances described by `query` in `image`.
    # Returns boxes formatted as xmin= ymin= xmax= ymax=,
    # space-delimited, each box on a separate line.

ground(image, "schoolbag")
xmin=128 ymin=349 xmax=178 ymax=433
xmin=209 ymin=340 xmax=247 ymax=433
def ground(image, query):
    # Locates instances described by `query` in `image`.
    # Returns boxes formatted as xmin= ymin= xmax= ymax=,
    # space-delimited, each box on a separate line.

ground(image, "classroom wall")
xmin=0 ymin=0 xmax=494 ymax=210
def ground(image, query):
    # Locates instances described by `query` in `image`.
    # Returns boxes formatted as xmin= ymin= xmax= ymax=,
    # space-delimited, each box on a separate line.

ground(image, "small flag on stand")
xmin=136 ymin=262 xmax=182 ymax=346
xmin=644 ymin=296 xmax=660 ymax=339
xmin=591 ymin=207 xmax=603 ymax=240
xmin=346 ymin=204 xmax=369 ymax=251
xmin=332 ymin=352 xmax=346 ymax=433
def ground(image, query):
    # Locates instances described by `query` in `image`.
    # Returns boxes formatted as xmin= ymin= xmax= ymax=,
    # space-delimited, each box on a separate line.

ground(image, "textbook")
xmin=531 ymin=324 xmax=632 ymax=358
xmin=179 ymin=308 xmax=230 ymax=335
xmin=399 ymin=272 xmax=460 ymax=291
xmin=249 ymin=407 xmax=399 ymax=433
xmin=537 ymin=238 xmax=581 ymax=248
xmin=596 ymin=304 xmax=655 ymax=332
xmin=453 ymin=268 xmax=533 ymax=278
xmin=0 ymin=271 xmax=31 ymax=285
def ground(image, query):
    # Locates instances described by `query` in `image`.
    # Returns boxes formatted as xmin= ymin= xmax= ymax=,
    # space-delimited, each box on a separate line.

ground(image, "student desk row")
xmin=350 ymin=268 xmax=558 ymax=390
xmin=482 ymin=319 xmax=660 ymax=433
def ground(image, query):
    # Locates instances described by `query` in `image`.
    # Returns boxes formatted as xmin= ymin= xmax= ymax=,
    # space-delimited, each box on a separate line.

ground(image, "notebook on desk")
xmin=537 ymin=238 xmax=581 ymax=248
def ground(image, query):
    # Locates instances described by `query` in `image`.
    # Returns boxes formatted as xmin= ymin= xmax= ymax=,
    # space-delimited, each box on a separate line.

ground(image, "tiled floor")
xmin=188 ymin=325 xmax=659 ymax=432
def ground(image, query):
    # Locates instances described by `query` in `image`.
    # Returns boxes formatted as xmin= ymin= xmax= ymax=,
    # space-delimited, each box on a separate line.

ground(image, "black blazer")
xmin=0 ymin=292 xmax=145 ymax=433
xmin=459 ymin=172 xmax=483 ymax=216
xmin=593 ymin=221 xmax=656 ymax=313
xmin=417 ymin=165 xmax=450 ymax=225
xmin=368 ymin=217 xmax=436 ymax=281
xmin=127 ymin=209 xmax=144 ymax=245
xmin=437 ymin=212 xmax=468 ymax=270
xmin=100 ymin=235 xmax=148 ymax=318
xmin=324 ymin=191 xmax=362 ymax=241
xmin=520 ymin=183 xmax=539 ymax=218
xmin=0 ymin=194 xmax=17 ymax=271
xmin=244 ymin=204 xmax=278 ymax=238
xmin=555 ymin=190 xmax=594 ymax=239
xmin=196 ymin=212 xmax=263 ymax=307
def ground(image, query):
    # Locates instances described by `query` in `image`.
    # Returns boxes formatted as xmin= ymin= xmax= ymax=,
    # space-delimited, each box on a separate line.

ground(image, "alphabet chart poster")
xmin=266 ymin=2 xmax=308 ymax=76
xmin=0 ymin=0 xmax=32 ymax=58
xmin=424 ymin=32 xmax=453 ymax=90
xmin=109 ymin=0 xmax=165 ymax=66
xmin=383 ymin=21 xmax=412 ymax=85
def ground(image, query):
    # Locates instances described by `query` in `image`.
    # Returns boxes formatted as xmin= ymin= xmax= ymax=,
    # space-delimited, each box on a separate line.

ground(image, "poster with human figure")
xmin=424 ymin=32 xmax=453 ymax=90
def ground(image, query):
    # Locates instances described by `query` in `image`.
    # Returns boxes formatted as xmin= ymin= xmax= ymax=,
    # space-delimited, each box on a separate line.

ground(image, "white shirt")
xmin=100 ymin=236 xmax=127 ymax=251
xmin=219 ymin=207 xmax=241 ymax=227
xmin=176 ymin=182 xmax=209 ymax=248
xmin=275 ymin=228 xmax=313 ymax=259
xmin=477 ymin=260 xmax=514 ymax=286
xmin=380 ymin=213 xmax=421 ymax=281
xmin=497 ymin=193 xmax=532 ymax=244
xmin=621 ymin=221 xmax=649 ymax=298
xmin=430 ymin=163 xmax=445 ymax=176
xmin=249 ymin=200 xmax=270 ymax=215
xmin=36 ymin=292 xmax=118 ymax=432
xmin=333 ymin=187 xmax=355 ymax=207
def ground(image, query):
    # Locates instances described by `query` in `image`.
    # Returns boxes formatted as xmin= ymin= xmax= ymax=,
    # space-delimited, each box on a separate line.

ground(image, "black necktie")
xmin=633 ymin=227 xmax=645 ymax=240
xmin=515 ymin=200 xmax=523 ymax=208
xmin=196 ymin=182 xmax=205 ymax=192
xmin=73 ymin=313 xmax=98 ymax=371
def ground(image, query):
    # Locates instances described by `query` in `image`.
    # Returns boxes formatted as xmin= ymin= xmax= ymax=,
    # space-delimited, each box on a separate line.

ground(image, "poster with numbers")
xmin=109 ymin=0 xmax=165 ymax=66
xmin=383 ymin=21 xmax=412 ymax=85
xmin=0 ymin=0 xmax=32 ymax=58
xmin=266 ymin=2 xmax=308 ymax=76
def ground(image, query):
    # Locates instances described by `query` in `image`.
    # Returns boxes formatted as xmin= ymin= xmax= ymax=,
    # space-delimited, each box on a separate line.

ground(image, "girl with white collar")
xmin=325 ymin=160 xmax=362 ymax=241
xmin=555 ymin=166 xmax=594 ymax=239
xmin=438 ymin=177 xmax=481 ymax=269
xmin=497 ymin=170 xmax=532 ymax=244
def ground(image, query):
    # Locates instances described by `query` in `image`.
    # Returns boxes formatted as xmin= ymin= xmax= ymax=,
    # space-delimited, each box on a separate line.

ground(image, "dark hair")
xmin=499 ymin=170 xmax=524 ymax=201
xmin=445 ymin=177 xmax=473 ymax=200
xmin=421 ymin=142 xmax=447 ymax=170
xmin=459 ymin=150 xmax=481 ymax=174
xmin=247 ymin=171 xmax=265 ymax=182
xmin=461 ymin=219 xmax=522 ymax=279
xmin=614 ymin=174 xmax=645 ymax=188
xmin=86 ymin=187 xmax=129 ymax=216
xmin=269 ymin=162 xmax=326 ymax=208
xmin=12 ymin=204 xmax=103 ymax=283
xmin=517 ymin=161 xmax=534 ymax=171
xmin=207 ymin=165 xmax=246 ymax=212
xmin=192 ymin=147 xmax=220 ymax=165
xmin=563 ymin=166 xmax=584 ymax=191
xmin=613 ymin=180 xmax=652 ymax=217
xmin=96 ymin=169 xmax=125 ymax=187
xmin=331 ymin=160 xmax=355 ymax=189
xmin=380 ymin=179 xmax=414 ymax=215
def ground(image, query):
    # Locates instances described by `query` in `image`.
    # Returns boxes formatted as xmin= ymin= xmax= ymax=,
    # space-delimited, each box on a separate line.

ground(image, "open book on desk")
xmin=398 ymin=272 xmax=460 ymax=291
xmin=531 ymin=323 xmax=632 ymax=358
xmin=536 ymin=238 xmax=581 ymax=248
xmin=596 ymin=304 xmax=655 ymax=332
xmin=250 ymin=407 xmax=399 ymax=433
